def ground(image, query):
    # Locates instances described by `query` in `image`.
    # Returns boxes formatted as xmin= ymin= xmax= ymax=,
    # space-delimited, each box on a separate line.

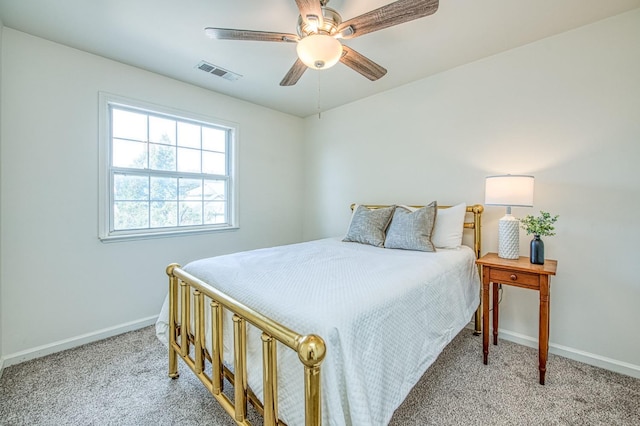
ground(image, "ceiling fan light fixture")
xmin=296 ymin=34 xmax=342 ymax=70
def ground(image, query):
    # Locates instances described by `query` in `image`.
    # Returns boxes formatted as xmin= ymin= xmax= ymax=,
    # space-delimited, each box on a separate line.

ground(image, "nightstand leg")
xmin=482 ymin=267 xmax=490 ymax=365
xmin=492 ymin=282 xmax=499 ymax=345
xmin=539 ymin=277 xmax=550 ymax=385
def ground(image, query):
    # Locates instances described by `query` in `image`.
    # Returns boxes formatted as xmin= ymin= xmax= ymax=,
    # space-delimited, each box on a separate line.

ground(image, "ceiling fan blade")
xmin=340 ymin=45 xmax=387 ymax=81
xmin=280 ymin=58 xmax=308 ymax=86
xmin=205 ymin=28 xmax=298 ymax=43
xmin=295 ymin=0 xmax=324 ymax=27
xmin=337 ymin=0 xmax=439 ymax=39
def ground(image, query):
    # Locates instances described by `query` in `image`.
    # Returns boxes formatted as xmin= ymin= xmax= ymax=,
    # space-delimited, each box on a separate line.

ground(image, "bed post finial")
xmin=166 ymin=263 xmax=180 ymax=276
xmin=297 ymin=334 xmax=326 ymax=366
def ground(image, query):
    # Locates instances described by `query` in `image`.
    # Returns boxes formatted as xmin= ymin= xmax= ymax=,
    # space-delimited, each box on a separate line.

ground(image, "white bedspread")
xmin=156 ymin=238 xmax=479 ymax=426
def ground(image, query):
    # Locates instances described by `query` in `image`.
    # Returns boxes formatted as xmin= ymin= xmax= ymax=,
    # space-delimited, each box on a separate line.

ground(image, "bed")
xmin=156 ymin=203 xmax=483 ymax=426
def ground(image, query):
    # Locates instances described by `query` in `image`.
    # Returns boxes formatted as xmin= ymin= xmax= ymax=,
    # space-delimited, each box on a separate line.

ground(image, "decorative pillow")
xmin=432 ymin=202 xmax=467 ymax=249
xmin=384 ymin=201 xmax=437 ymax=252
xmin=343 ymin=205 xmax=396 ymax=247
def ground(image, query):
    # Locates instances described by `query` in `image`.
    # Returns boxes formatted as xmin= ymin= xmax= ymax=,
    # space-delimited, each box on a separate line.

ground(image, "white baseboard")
xmin=1 ymin=315 xmax=158 ymax=369
xmin=496 ymin=328 xmax=640 ymax=379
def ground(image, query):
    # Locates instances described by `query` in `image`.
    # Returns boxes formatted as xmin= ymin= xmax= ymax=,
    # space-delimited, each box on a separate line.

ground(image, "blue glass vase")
xmin=530 ymin=235 xmax=545 ymax=265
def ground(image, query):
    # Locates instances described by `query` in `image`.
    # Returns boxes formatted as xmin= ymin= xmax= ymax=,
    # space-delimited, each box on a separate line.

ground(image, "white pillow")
xmin=432 ymin=202 xmax=467 ymax=249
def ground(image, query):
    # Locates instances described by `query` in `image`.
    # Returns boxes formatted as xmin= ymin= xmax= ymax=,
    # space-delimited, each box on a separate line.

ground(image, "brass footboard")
xmin=166 ymin=264 xmax=326 ymax=426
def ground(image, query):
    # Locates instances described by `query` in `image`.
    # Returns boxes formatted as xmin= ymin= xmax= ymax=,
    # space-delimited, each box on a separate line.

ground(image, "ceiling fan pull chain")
xmin=317 ymin=71 xmax=322 ymax=120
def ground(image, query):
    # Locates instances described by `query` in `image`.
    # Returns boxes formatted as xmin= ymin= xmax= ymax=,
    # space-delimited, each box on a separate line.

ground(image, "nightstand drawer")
xmin=489 ymin=268 xmax=539 ymax=287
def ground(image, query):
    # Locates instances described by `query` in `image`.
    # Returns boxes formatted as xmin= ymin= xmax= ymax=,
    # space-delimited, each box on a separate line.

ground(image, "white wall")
xmin=0 ymin=29 xmax=304 ymax=361
xmin=303 ymin=10 xmax=640 ymax=375
xmin=0 ymin=16 xmax=4 ymax=374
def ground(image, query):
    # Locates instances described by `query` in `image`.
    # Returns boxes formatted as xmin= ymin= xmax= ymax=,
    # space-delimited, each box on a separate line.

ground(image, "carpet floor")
xmin=0 ymin=326 xmax=638 ymax=425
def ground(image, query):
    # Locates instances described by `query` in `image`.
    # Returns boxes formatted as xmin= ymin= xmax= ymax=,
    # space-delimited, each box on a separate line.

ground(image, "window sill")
xmin=99 ymin=225 xmax=239 ymax=243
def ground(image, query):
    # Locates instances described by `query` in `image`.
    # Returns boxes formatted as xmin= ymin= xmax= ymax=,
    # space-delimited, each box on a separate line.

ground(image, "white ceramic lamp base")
xmin=498 ymin=214 xmax=520 ymax=259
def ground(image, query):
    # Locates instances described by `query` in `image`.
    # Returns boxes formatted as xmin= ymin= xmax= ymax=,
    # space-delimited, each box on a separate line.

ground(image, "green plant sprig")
xmin=520 ymin=211 xmax=559 ymax=237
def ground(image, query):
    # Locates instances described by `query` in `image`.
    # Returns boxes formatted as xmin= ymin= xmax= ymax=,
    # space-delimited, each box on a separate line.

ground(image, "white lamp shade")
xmin=485 ymin=174 xmax=534 ymax=259
xmin=485 ymin=175 xmax=534 ymax=207
xmin=296 ymin=34 xmax=343 ymax=69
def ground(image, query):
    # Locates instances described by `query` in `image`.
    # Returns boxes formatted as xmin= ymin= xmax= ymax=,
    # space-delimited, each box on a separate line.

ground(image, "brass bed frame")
xmin=165 ymin=203 xmax=483 ymax=426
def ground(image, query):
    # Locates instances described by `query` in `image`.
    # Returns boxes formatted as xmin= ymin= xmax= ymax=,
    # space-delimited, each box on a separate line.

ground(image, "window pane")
xmin=149 ymin=143 xmax=176 ymax=171
xmin=179 ymin=202 xmax=202 ymax=226
xmin=204 ymin=180 xmax=226 ymax=200
xmin=150 ymin=177 xmax=177 ymax=200
xmin=151 ymin=201 xmax=178 ymax=228
xmin=114 ymin=201 xmax=149 ymax=230
xmin=112 ymin=109 xmax=147 ymax=141
xmin=202 ymin=127 xmax=226 ymax=152
xmin=205 ymin=201 xmax=226 ymax=224
xmin=178 ymin=122 xmax=201 ymax=149
xmin=179 ymin=178 xmax=202 ymax=200
xmin=177 ymin=147 xmax=201 ymax=173
xmin=112 ymin=139 xmax=147 ymax=168
xmin=202 ymin=151 xmax=226 ymax=175
xmin=114 ymin=174 xmax=149 ymax=201
xmin=149 ymin=116 xmax=176 ymax=145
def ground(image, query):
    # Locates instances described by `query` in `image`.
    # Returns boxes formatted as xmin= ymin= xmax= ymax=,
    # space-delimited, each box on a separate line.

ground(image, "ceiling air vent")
xmin=196 ymin=61 xmax=242 ymax=82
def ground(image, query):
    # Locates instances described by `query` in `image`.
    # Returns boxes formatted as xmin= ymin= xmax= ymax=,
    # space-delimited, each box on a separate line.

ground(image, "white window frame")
xmin=98 ymin=92 xmax=239 ymax=242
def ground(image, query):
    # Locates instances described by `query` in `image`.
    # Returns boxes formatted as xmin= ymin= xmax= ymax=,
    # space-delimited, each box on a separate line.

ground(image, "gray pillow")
xmin=384 ymin=201 xmax=437 ymax=252
xmin=343 ymin=205 xmax=396 ymax=247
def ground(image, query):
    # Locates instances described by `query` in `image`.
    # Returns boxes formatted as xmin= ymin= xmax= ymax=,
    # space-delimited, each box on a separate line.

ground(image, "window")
xmin=99 ymin=94 xmax=237 ymax=241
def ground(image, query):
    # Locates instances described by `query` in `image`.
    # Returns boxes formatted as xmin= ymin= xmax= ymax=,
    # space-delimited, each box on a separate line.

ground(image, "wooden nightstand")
xmin=476 ymin=253 xmax=558 ymax=385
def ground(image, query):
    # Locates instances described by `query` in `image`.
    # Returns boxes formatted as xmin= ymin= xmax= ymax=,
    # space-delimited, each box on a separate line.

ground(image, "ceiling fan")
xmin=205 ymin=0 xmax=439 ymax=86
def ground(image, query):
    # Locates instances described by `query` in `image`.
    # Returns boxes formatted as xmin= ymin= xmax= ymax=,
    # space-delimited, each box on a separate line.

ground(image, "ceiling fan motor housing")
xmin=297 ymin=6 xmax=342 ymax=37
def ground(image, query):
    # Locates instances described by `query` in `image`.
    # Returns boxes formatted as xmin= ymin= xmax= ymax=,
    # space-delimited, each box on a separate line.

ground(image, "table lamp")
xmin=485 ymin=175 xmax=534 ymax=259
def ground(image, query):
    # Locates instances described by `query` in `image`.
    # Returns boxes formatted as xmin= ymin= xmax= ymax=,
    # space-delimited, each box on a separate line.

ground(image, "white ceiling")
xmin=1 ymin=0 xmax=638 ymax=117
